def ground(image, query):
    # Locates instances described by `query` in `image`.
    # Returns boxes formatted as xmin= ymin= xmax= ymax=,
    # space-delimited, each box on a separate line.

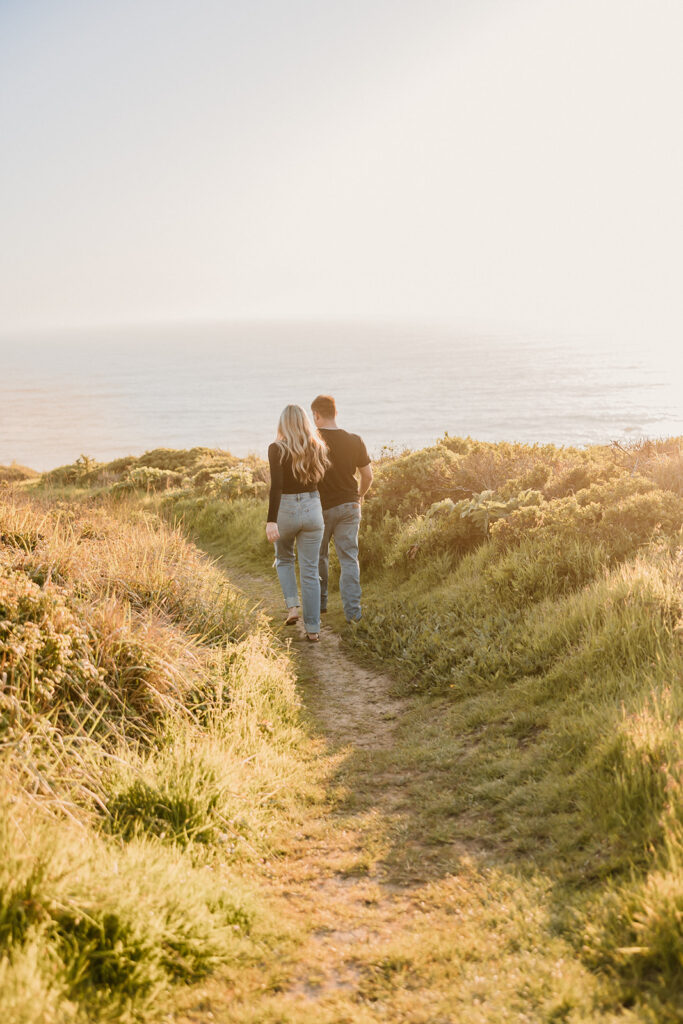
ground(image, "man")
xmin=311 ymin=394 xmax=373 ymax=622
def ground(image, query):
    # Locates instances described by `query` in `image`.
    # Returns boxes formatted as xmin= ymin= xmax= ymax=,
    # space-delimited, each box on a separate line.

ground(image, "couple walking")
xmin=265 ymin=394 xmax=373 ymax=642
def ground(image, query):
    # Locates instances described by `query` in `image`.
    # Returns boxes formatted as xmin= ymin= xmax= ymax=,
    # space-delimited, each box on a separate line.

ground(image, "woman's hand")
xmin=266 ymin=522 xmax=280 ymax=543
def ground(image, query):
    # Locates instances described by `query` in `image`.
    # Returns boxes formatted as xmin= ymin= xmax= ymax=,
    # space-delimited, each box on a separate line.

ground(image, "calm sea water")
xmin=1 ymin=322 xmax=681 ymax=471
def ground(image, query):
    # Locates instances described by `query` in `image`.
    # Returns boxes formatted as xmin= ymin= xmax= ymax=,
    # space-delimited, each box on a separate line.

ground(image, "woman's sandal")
xmin=306 ymin=633 xmax=320 ymax=643
xmin=285 ymin=612 xmax=299 ymax=626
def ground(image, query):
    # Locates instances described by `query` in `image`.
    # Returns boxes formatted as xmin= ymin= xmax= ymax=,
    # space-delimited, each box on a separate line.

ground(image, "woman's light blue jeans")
xmin=274 ymin=493 xmax=324 ymax=633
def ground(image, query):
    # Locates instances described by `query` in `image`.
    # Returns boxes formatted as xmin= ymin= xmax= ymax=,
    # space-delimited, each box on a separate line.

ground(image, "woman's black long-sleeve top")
xmin=267 ymin=442 xmax=318 ymax=522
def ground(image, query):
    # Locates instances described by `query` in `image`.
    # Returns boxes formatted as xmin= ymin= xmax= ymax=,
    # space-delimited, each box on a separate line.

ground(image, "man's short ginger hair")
xmin=311 ymin=394 xmax=337 ymax=419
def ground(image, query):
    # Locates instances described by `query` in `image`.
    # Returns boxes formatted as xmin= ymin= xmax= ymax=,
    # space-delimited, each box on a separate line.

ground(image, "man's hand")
xmin=266 ymin=522 xmax=280 ymax=543
xmin=358 ymin=464 xmax=374 ymax=499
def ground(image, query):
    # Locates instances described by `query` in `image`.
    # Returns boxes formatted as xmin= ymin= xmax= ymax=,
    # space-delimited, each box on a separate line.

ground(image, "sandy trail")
xmin=229 ymin=567 xmax=405 ymax=753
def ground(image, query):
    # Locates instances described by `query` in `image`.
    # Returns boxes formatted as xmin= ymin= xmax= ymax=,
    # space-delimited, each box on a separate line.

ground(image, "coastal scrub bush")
xmin=115 ymin=465 xmax=184 ymax=492
xmin=438 ymin=436 xmax=565 ymax=493
xmin=361 ymin=437 xmax=682 ymax=556
xmin=40 ymin=454 xmax=102 ymax=488
xmin=382 ymin=490 xmax=545 ymax=575
xmin=363 ymin=445 xmax=464 ymax=522
xmin=137 ymin=447 xmax=220 ymax=471
xmin=208 ymin=466 xmax=268 ymax=500
xmin=491 ymin=475 xmax=683 ymax=562
xmin=36 ymin=446 xmax=270 ymax=500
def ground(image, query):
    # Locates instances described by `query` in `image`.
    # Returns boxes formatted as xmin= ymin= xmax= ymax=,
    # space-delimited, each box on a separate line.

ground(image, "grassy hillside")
xmin=350 ymin=437 xmax=683 ymax=1016
xmin=25 ymin=435 xmax=683 ymax=1019
xmin=0 ymin=487 xmax=319 ymax=1022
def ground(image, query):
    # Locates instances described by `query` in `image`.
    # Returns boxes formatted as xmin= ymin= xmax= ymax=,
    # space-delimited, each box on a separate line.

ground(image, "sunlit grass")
xmin=0 ymin=490 xmax=317 ymax=1021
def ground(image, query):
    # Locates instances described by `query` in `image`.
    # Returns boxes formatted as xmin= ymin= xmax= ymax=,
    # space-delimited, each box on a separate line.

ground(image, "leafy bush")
xmin=439 ymin=436 xmax=565 ymax=493
xmin=40 ymin=454 xmax=102 ymax=487
xmin=380 ymin=490 xmax=541 ymax=575
xmin=491 ymin=475 xmax=683 ymax=562
xmin=363 ymin=444 xmax=464 ymax=522
xmin=116 ymin=466 xmax=184 ymax=492
xmin=208 ymin=466 xmax=267 ymax=500
xmin=34 ymin=448 xmax=274 ymax=515
xmin=363 ymin=437 xmax=682 ymax=549
xmin=137 ymin=447 xmax=226 ymax=472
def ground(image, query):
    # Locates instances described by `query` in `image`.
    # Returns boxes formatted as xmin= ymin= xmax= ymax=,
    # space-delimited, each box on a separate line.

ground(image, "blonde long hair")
xmin=276 ymin=405 xmax=329 ymax=485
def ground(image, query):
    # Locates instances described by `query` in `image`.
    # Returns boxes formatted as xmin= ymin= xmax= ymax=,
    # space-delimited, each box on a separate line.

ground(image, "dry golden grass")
xmin=0 ymin=490 xmax=318 ymax=1022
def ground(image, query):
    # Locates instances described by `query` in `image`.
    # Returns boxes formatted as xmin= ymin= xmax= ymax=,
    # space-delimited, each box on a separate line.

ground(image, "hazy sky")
xmin=1 ymin=0 xmax=681 ymax=344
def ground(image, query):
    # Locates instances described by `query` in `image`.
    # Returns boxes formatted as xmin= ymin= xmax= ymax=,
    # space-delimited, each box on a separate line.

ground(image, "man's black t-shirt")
xmin=318 ymin=428 xmax=371 ymax=511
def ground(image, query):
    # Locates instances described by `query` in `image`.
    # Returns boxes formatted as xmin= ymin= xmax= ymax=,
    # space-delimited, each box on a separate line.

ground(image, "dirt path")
xmin=240 ymin=567 xmax=405 ymax=753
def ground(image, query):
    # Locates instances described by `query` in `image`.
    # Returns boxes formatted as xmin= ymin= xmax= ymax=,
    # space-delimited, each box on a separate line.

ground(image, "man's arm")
xmin=358 ymin=463 xmax=373 ymax=500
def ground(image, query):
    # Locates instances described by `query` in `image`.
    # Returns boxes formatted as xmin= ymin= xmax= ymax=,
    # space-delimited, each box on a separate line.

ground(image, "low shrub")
xmin=491 ymin=475 xmax=683 ymax=563
xmin=113 ymin=466 xmax=184 ymax=493
xmin=0 ymin=464 xmax=39 ymax=484
xmin=207 ymin=466 xmax=268 ymax=500
xmin=40 ymin=455 xmax=102 ymax=488
xmin=363 ymin=444 xmax=464 ymax=522
xmin=35 ymin=446 xmax=270 ymax=500
xmin=137 ymin=447 xmax=223 ymax=472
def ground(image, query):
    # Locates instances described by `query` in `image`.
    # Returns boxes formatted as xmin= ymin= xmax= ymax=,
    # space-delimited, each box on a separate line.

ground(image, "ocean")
xmin=1 ymin=322 xmax=681 ymax=471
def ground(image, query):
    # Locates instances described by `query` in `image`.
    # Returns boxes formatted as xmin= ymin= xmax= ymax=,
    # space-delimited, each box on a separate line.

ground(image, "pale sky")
xmin=1 ymin=0 xmax=682 ymax=346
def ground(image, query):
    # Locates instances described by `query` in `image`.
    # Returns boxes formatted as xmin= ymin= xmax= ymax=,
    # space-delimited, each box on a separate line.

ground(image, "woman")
xmin=266 ymin=404 xmax=329 ymax=641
